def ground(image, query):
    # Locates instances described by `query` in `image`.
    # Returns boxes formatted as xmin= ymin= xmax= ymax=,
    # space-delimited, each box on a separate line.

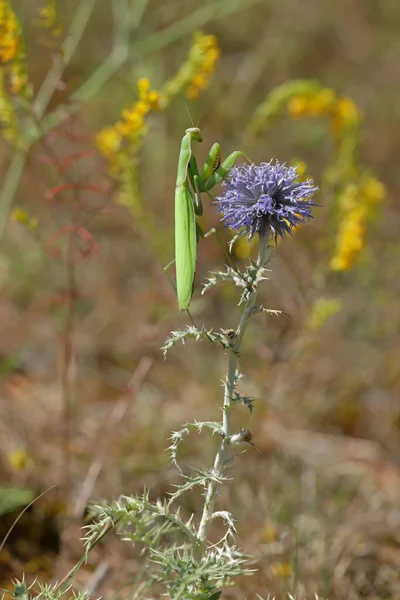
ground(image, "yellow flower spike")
xmin=233 ymin=235 xmax=258 ymax=260
xmin=337 ymin=96 xmax=359 ymax=122
xmin=162 ymin=32 xmax=220 ymax=103
xmin=316 ymin=88 xmax=336 ymax=112
xmin=362 ymin=176 xmax=385 ymax=205
xmin=0 ymin=2 xmax=20 ymax=64
xmin=292 ymin=159 xmax=308 ymax=179
xmin=121 ymin=108 xmax=145 ymax=131
xmin=96 ymin=126 xmax=122 ymax=158
xmin=0 ymin=1 xmax=30 ymax=100
xmin=0 ymin=69 xmax=17 ymax=141
xmin=307 ymin=88 xmax=336 ymax=116
xmin=115 ymin=120 xmax=133 ymax=137
xmin=338 ymin=182 xmax=358 ymax=211
xmin=202 ymin=34 xmax=218 ymax=49
xmin=202 ymin=48 xmax=221 ymax=71
xmin=11 ymin=207 xmax=30 ymax=224
xmin=261 ymin=522 xmax=279 ymax=542
xmin=287 ymin=94 xmax=309 ymax=118
xmin=186 ymin=86 xmax=199 ymax=100
xmin=9 ymin=448 xmax=31 ymax=471
xmin=137 ymin=77 xmax=151 ymax=99
xmin=147 ymin=90 xmax=161 ymax=109
xmin=271 ymin=562 xmax=292 ymax=577
xmin=330 ymin=206 xmax=366 ymax=272
xmin=11 ymin=208 xmax=37 ymax=230
xmin=132 ymin=100 xmax=150 ymax=117
xmin=308 ymin=297 xmax=342 ymax=331
xmin=331 ymin=96 xmax=360 ymax=137
xmin=191 ymin=74 xmax=208 ymax=90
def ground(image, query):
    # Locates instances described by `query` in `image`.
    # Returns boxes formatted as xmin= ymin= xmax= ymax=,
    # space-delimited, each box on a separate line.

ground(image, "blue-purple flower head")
xmin=216 ymin=160 xmax=318 ymax=240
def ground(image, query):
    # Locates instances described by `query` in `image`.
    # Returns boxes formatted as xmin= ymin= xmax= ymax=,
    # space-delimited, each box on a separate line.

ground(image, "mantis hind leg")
xmin=164 ymin=258 xmax=178 ymax=296
xmin=163 ymin=258 xmax=195 ymax=322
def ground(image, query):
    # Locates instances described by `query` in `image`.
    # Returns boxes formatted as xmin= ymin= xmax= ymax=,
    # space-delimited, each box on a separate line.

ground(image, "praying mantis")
xmin=165 ymin=127 xmax=249 ymax=311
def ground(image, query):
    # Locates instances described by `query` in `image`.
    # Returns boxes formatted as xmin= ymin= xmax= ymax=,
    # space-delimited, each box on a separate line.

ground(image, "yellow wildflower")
xmin=96 ymin=77 xmax=161 ymax=172
xmin=271 ymin=562 xmax=292 ymax=577
xmin=232 ymin=234 xmax=258 ymax=260
xmin=330 ymin=205 xmax=365 ymax=271
xmin=338 ymin=182 xmax=358 ymax=211
xmin=147 ymin=90 xmax=161 ymax=109
xmin=331 ymin=96 xmax=360 ymax=137
xmin=38 ymin=0 xmax=58 ymax=30
xmin=134 ymin=100 xmax=150 ymax=116
xmin=0 ymin=68 xmax=17 ymax=142
xmin=261 ymin=522 xmax=279 ymax=542
xmin=11 ymin=207 xmax=38 ymax=230
xmin=308 ymin=296 xmax=342 ymax=330
xmin=361 ymin=175 xmax=385 ymax=206
xmin=0 ymin=1 xmax=30 ymax=99
xmin=138 ymin=77 xmax=151 ymax=98
xmin=307 ymin=87 xmax=336 ymax=116
xmin=96 ymin=126 xmax=122 ymax=158
xmin=0 ymin=0 xmax=19 ymax=64
xmin=292 ymin=159 xmax=307 ymax=179
xmin=36 ymin=1 xmax=62 ymax=44
xmin=9 ymin=448 xmax=31 ymax=471
xmin=287 ymin=94 xmax=309 ymax=118
xmin=162 ymin=32 xmax=221 ymax=103
xmin=186 ymin=86 xmax=199 ymax=100
xmin=191 ymin=73 xmax=208 ymax=90
xmin=121 ymin=108 xmax=145 ymax=130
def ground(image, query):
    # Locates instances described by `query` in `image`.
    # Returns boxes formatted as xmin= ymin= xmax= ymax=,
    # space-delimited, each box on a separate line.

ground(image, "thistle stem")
xmin=196 ymin=236 xmax=271 ymax=555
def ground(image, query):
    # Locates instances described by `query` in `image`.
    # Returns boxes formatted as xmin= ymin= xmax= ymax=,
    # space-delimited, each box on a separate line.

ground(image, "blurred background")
xmin=0 ymin=0 xmax=399 ymax=598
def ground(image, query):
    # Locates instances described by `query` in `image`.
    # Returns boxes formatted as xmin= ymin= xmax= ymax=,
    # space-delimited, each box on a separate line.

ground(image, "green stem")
xmin=0 ymin=151 xmax=27 ymax=243
xmin=196 ymin=237 xmax=271 ymax=554
xmin=33 ymin=0 xmax=98 ymax=120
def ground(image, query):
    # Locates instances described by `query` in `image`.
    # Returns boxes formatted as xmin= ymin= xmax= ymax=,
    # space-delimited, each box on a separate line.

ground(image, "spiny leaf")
xmin=162 ymin=326 xmax=239 ymax=358
xmin=169 ymin=421 xmax=224 ymax=468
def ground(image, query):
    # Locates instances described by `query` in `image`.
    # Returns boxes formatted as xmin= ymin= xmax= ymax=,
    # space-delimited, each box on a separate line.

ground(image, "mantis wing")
xmin=175 ymin=185 xmax=197 ymax=311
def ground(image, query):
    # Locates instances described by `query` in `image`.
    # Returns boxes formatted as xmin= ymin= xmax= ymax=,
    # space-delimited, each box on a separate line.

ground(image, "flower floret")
xmin=216 ymin=160 xmax=318 ymax=240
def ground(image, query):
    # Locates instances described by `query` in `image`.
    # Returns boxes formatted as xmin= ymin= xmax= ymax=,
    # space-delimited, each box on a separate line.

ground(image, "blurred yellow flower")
xmin=147 ymin=90 xmax=161 ymax=109
xmin=331 ymin=175 xmax=385 ymax=272
xmin=331 ymin=96 xmax=360 ymax=137
xmin=162 ymin=32 xmax=221 ymax=103
xmin=287 ymin=94 xmax=309 ymax=118
xmin=331 ymin=205 xmax=365 ymax=271
xmin=0 ymin=1 xmax=30 ymax=102
xmin=11 ymin=207 xmax=38 ymax=230
xmin=291 ymin=159 xmax=308 ymax=179
xmin=96 ymin=126 xmax=121 ymax=158
xmin=233 ymin=234 xmax=258 ymax=260
xmin=38 ymin=0 xmax=61 ymax=35
xmin=96 ymin=78 xmax=162 ymax=173
xmin=308 ymin=296 xmax=342 ymax=330
xmin=0 ymin=0 xmax=19 ymax=64
xmin=186 ymin=86 xmax=199 ymax=100
xmin=261 ymin=522 xmax=279 ymax=542
xmin=9 ymin=448 xmax=31 ymax=471
xmin=308 ymin=87 xmax=336 ymax=116
xmin=362 ymin=175 xmax=385 ymax=205
xmin=138 ymin=77 xmax=151 ymax=98
xmin=271 ymin=562 xmax=292 ymax=577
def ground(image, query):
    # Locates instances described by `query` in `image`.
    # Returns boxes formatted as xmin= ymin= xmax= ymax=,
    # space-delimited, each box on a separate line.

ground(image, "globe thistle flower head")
xmin=216 ymin=160 xmax=318 ymax=240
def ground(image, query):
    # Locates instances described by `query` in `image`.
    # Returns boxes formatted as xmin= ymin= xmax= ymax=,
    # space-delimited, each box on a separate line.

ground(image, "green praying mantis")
xmin=165 ymin=127 xmax=249 ymax=311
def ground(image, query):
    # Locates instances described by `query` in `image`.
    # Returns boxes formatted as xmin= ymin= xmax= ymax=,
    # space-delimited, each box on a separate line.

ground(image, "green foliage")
xmin=0 ymin=487 xmax=34 ymax=517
